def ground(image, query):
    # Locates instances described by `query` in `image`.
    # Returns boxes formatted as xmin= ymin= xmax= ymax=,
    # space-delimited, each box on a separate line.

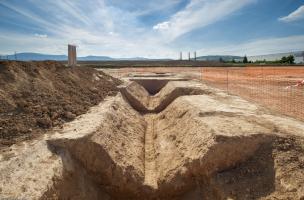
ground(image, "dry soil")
xmin=0 ymin=61 xmax=121 ymax=148
xmin=0 ymin=69 xmax=304 ymax=200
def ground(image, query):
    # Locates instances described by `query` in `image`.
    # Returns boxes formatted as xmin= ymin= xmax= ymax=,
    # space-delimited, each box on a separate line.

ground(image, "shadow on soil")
xmin=203 ymin=142 xmax=275 ymax=200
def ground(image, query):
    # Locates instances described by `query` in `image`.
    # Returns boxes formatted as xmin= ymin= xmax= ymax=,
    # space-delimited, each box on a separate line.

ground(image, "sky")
xmin=0 ymin=0 xmax=303 ymax=58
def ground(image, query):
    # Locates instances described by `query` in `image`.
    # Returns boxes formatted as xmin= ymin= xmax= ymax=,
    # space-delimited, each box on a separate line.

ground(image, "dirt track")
xmin=0 ymin=65 xmax=304 ymax=199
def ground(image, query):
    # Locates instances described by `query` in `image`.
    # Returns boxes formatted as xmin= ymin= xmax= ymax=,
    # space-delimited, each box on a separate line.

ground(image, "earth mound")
xmin=0 ymin=61 xmax=121 ymax=148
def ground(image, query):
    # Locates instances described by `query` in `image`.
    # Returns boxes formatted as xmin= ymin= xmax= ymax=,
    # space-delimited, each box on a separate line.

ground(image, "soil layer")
xmin=0 ymin=61 xmax=121 ymax=148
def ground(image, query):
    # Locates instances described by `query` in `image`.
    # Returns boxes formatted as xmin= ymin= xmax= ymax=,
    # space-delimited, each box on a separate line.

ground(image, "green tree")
xmin=243 ymin=55 xmax=248 ymax=63
xmin=280 ymin=55 xmax=295 ymax=64
xmin=281 ymin=56 xmax=287 ymax=63
xmin=286 ymin=55 xmax=295 ymax=64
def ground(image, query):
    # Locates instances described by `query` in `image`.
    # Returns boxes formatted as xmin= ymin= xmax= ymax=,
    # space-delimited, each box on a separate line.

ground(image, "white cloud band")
xmin=279 ymin=5 xmax=304 ymax=22
xmin=153 ymin=0 xmax=255 ymax=40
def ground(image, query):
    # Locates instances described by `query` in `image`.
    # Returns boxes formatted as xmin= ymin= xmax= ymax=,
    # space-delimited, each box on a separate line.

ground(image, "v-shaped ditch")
xmin=43 ymin=79 xmax=280 ymax=199
xmin=121 ymin=80 xmax=210 ymax=190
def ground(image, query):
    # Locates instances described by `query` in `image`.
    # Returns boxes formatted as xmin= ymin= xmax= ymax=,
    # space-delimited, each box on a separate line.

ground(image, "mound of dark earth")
xmin=0 ymin=61 xmax=121 ymax=148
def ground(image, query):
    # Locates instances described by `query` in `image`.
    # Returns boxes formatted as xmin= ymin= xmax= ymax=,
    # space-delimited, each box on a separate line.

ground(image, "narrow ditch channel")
xmin=43 ymin=78 xmax=283 ymax=199
xmin=121 ymin=79 xmax=207 ymax=192
xmin=143 ymin=114 xmax=157 ymax=189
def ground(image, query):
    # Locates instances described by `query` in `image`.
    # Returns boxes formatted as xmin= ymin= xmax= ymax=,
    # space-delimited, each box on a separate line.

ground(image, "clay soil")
xmin=0 ymin=61 xmax=121 ymax=148
xmin=202 ymin=66 xmax=304 ymax=121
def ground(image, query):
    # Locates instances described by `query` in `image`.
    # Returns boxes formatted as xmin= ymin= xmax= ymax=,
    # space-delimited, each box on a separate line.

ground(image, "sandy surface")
xmin=0 ymin=96 xmax=116 ymax=199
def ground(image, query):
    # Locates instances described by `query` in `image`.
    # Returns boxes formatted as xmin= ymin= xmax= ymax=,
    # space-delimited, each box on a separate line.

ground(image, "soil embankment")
xmin=0 ymin=61 xmax=121 ymax=148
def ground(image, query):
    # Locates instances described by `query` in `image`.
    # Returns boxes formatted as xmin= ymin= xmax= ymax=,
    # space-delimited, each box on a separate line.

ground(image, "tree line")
xmin=220 ymin=55 xmax=295 ymax=64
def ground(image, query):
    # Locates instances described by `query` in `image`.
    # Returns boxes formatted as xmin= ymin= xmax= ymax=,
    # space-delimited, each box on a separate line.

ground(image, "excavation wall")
xmin=153 ymin=95 xmax=274 ymax=197
xmin=48 ymin=94 xmax=147 ymax=199
xmin=120 ymin=81 xmax=211 ymax=113
xmin=1 ymin=77 xmax=304 ymax=200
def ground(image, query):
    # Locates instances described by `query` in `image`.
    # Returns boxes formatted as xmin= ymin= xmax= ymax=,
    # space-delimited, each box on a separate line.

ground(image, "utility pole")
xmin=179 ymin=52 xmax=183 ymax=61
xmin=188 ymin=52 xmax=191 ymax=61
xmin=194 ymin=51 xmax=197 ymax=61
xmin=302 ymin=51 xmax=304 ymax=63
xmin=14 ymin=52 xmax=17 ymax=61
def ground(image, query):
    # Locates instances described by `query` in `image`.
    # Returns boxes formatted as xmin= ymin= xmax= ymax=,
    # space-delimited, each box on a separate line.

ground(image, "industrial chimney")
xmin=68 ymin=44 xmax=77 ymax=67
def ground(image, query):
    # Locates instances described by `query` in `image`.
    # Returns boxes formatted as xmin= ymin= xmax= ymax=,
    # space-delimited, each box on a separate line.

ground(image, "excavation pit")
xmin=1 ymin=77 xmax=304 ymax=200
xmin=42 ymin=80 xmax=280 ymax=199
xmin=128 ymin=75 xmax=188 ymax=95
xmin=119 ymin=80 xmax=209 ymax=113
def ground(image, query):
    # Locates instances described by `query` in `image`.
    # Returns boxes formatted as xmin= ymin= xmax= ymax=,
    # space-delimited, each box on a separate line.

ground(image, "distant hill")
xmin=196 ymin=55 xmax=242 ymax=62
xmin=0 ymin=53 xmax=116 ymax=61
xmin=248 ymin=51 xmax=304 ymax=64
xmin=78 ymin=55 xmax=113 ymax=61
xmin=0 ymin=53 xmax=176 ymax=61
xmin=1 ymin=53 xmax=67 ymax=61
xmin=2 ymin=52 xmax=302 ymax=63
xmin=112 ymin=57 xmax=148 ymax=61
xmin=197 ymin=52 xmax=304 ymax=63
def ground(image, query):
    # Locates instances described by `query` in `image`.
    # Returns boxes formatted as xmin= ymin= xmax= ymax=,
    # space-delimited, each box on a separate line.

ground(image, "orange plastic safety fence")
xmin=201 ymin=66 xmax=304 ymax=121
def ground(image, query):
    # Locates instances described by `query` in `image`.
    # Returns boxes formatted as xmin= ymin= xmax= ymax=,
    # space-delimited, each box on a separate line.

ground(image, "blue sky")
xmin=0 ymin=0 xmax=303 ymax=58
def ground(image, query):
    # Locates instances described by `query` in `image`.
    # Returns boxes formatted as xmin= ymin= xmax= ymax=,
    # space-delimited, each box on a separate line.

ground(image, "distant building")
xmin=68 ymin=44 xmax=77 ymax=67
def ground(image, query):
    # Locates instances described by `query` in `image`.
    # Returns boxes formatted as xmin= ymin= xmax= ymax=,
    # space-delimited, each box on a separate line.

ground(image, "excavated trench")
xmin=43 ymin=79 xmax=283 ymax=199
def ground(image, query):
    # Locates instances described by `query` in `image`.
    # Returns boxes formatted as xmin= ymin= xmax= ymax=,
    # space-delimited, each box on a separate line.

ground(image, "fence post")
xmin=226 ymin=68 xmax=229 ymax=94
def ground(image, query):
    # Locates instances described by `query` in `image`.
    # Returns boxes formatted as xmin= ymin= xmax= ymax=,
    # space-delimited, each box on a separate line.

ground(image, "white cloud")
xmin=153 ymin=22 xmax=171 ymax=30
xmin=34 ymin=33 xmax=48 ymax=38
xmin=106 ymin=0 xmax=182 ymax=16
xmin=0 ymin=0 xmax=165 ymax=57
xmin=0 ymin=1 xmax=60 ymax=32
xmin=1 ymin=0 xmax=302 ymax=59
xmin=153 ymin=0 xmax=255 ymax=40
xmin=279 ymin=5 xmax=304 ymax=22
